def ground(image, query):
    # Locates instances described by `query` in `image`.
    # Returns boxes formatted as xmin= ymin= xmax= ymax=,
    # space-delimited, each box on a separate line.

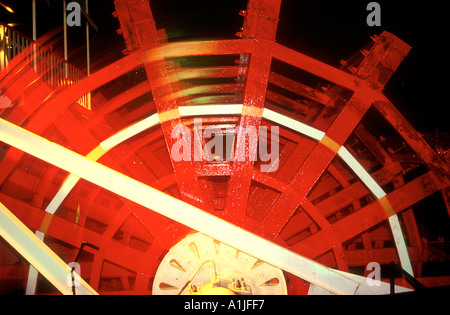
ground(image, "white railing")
xmin=0 ymin=23 xmax=91 ymax=110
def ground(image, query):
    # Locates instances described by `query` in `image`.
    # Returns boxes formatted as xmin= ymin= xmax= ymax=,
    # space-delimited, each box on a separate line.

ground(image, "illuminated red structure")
xmin=0 ymin=0 xmax=449 ymax=295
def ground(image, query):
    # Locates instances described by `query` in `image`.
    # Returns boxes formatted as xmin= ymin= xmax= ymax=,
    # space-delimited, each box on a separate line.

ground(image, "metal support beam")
xmin=32 ymin=0 xmax=37 ymax=71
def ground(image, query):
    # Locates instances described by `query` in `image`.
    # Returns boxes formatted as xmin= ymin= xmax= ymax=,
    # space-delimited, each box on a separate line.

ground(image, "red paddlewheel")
xmin=0 ymin=1 xmax=449 ymax=295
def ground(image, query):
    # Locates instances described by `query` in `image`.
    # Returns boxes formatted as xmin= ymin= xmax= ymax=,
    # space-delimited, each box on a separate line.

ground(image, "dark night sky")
xmin=1 ymin=0 xmax=449 ymax=133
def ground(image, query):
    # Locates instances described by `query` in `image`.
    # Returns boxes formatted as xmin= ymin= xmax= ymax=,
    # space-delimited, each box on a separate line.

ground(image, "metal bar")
xmin=0 ymin=202 xmax=98 ymax=295
xmin=32 ymin=0 xmax=37 ymax=71
xmin=71 ymin=241 xmax=98 ymax=295
xmin=85 ymin=0 xmax=90 ymax=76
xmin=0 ymin=116 xmax=400 ymax=295
xmin=6 ymin=27 xmax=11 ymax=62
xmin=390 ymin=262 xmax=426 ymax=293
xmin=63 ymin=0 xmax=68 ymax=78
xmin=85 ymin=0 xmax=91 ymax=110
xmin=32 ymin=0 xmax=36 ymax=41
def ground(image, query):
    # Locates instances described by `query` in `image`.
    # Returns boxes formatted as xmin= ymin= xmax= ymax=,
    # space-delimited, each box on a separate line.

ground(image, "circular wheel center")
xmin=152 ymin=233 xmax=287 ymax=295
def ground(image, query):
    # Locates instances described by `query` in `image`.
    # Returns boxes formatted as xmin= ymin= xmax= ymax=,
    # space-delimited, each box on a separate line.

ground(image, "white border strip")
xmin=337 ymin=147 xmax=414 ymax=276
xmin=179 ymin=104 xmax=243 ymax=117
xmin=338 ymin=147 xmax=386 ymax=199
xmin=262 ymin=108 xmax=326 ymax=141
xmin=100 ymin=113 xmax=160 ymax=151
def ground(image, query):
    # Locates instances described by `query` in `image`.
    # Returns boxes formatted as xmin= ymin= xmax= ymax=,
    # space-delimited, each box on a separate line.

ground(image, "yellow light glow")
xmin=0 ymin=26 xmax=5 ymax=69
xmin=0 ymin=2 xmax=15 ymax=13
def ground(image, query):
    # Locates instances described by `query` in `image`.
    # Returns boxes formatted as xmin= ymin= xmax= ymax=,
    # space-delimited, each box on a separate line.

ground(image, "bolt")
xmin=190 ymin=284 xmax=198 ymax=293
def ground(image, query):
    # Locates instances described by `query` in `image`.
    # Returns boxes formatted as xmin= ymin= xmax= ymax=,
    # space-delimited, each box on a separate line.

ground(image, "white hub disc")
xmin=152 ymin=233 xmax=288 ymax=295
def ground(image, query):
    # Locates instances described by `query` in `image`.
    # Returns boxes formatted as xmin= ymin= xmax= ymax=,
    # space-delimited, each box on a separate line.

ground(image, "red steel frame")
xmin=0 ymin=0 xmax=449 ymax=294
